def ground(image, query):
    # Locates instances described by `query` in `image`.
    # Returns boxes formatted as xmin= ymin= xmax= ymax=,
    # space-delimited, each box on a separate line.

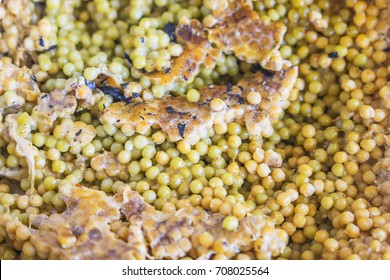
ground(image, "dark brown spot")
xmin=107 ymin=250 xmax=117 ymax=258
xmin=85 ymin=80 xmax=96 ymax=90
xmin=121 ymin=198 xmax=148 ymax=219
xmin=237 ymin=96 xmax=245 ymax=104
xmin=75 ymin=129 xmax=82 ymax=137
xmin=124 ymin=53 xmax=133 ymax=65
xmin=178 ymin=123 xmax=187 ymax=138
xmin=176 ymin=25 xmax=193 ymax=42
xmin=98 ymin=86 xmax=132 ymax=103
xmin=163 ymin=22 xmax=177 ymax=42
xmin=70 ymin=226 xmax=84 ymax=237
xmin=227 ymin=82 xmax=233 ymax=93
xmin=88 ymin=228 xmax=102 ymax=240
xmin=166 ymin=106 xmax=175 ymax=114
xmin=251 ymin=64 xmax=275 ymax=78
xmin=39 ymin=36 xmax=45 ymax=47
xmin=328 ymin=52 xmax=339 ymax=58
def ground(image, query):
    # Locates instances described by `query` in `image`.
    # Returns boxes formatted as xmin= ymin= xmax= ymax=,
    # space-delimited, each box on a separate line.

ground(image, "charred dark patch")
xmin=107 ymin=250 xmax=117 ymax=258
xmin=251 ymin=64 xmax=275 ymax=78
xmin=163 ymin=22 xmax=177 ymax=42
xmin=121 ymin=83 xmax=129 ymax=89
xmin=124 ymin=53 xmax=133 ymax=65
xmin=164 ymin=67 xmax=171 ymax=74
xmin=41 ymin=94 xmax=48 ymax=99
xmin=121 ymin=198 xmax=148 ymax=219
xmin=328 ymin=52 xmax=339 ymax=58
xmin=227 ymin=82 xmax=233 ymax=93
xmin=47 ymin=45 xmax=57 ymax=51
xmin=85 ymin=80 xmax=96 ymax=90
xmin=98 ymin=86 xmax=132 ymax=103
xmin=165 ymin=106 xmax=191 ymax=118
xmin=384 ymin=47 xmax=390 ymax=53
xmin=176 ymin=25 xmax=192 ymax=42
xmin=39 ymin=36 xmax=45 ymax=47
xmin=88 ymin=228 xmax=102 ymax=241
xmin=75 ymin=129 xmax=83 ymax=137
xmin=166 ymin=106 xmax=175 ymax=114
xmin=32 ymin=75 xmax=37 ymax=83
xmin=132 ymin=92 xmax=141 ymax=98
xmin=177 ymin=123 xmax=187 ymax=139
xmin=40 ymin=45 xmax=57 ymax=52
xmin=237 ymin=96 xmax=245 ymax=104
xmin=70 ymin=226 xmax=84 ymax=237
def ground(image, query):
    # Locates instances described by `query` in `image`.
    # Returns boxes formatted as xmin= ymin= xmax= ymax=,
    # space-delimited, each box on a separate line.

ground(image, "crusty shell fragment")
xmin=31 ymin=72 xmax=115 ymax=133
xmin=101 ymin=65 xmax=297 ymax=144
xmin=11 ymin=184 xmax=288 ymax=260
xmin=31 ymin=90 xmax=77 ymax=133
xmin=206 ymin=0 xmax=287 ymax=71
xmin=2 ymin=114 xmax=39 ymax=187
xmin=140 ymin=19 xmax=218 ymax=86
xmin=62 ymin=120 xmax=96 ymax=148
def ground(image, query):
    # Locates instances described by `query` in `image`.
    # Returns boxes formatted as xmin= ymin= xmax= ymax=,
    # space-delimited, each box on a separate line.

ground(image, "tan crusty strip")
xmin=4 ymin=184 xmax=287 ymax=260
xmin=100 ymin=65 xmax=298 ymax=144
xmin=2 ymin=114 xmax=39 ymax=188
xmin=0 ymin=166 xmax=28 ymax=181
xmin=143 ymin=18 xmax=218 ymax=86
xmin=205 ymin=0 xmax=287 ymax=71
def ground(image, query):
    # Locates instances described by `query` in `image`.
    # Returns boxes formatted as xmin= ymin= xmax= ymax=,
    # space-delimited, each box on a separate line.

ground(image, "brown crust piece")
xmin=206 ymin=0 xmax=287 ymax=71
xmin=31 ymin=74 xmax=112 ymax=133
xmin=142 ymin=19 xmax=219 ymax=86
xmin=125 ymin=1 xmax=287 ymax=88
xmin=32 ymin=90 xmax=77 ymax=133
xmin=20 ymin=184 xmax=287 ymax=260
xmin=100 ymin=65 xmax=297 ymax=143
xmin=61 ymin=120 xmax=96 ymax=148
xmin=28 ymin=184 xmax=147 ymax=260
